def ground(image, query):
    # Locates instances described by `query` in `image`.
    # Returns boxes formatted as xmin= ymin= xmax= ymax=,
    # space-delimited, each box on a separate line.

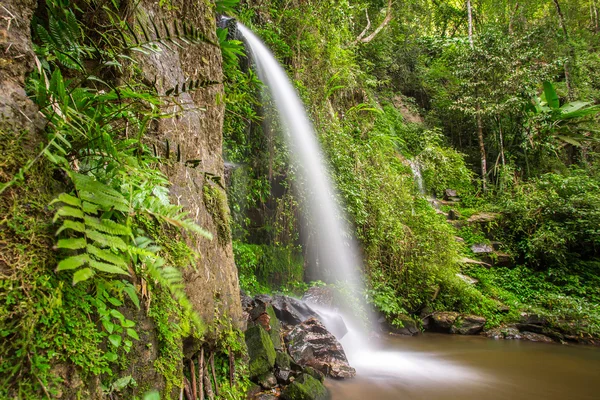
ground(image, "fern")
xmin=52 ymin=173 xmax=131 ymax=284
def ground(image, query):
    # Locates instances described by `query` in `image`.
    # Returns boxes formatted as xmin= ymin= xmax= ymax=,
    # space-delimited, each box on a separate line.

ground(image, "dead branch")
xmin=352 ymin=0 xmax=394 ymax=45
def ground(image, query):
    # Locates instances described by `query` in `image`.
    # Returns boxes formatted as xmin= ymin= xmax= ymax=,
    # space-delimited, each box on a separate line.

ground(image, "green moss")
xmin=203 ymin=183 xmax=232 ymax=246
xmin=244 ymin=325 xmax=276 ymax=379
xmin=148 ymin=286 xmax=186 ymax=399
xmin=281 ymin=374 xmax=329 ymax=400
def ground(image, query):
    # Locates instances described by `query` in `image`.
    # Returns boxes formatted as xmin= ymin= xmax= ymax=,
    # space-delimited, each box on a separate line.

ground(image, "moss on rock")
xmin=245 ymin=325 xmax=276 ymax=379
xmin=280 ymin=373 xmax=329 ymax=400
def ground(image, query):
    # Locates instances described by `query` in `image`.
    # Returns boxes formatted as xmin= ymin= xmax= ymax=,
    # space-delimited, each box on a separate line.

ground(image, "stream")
xmin=327 ymin=333 xmax=600 ymax=400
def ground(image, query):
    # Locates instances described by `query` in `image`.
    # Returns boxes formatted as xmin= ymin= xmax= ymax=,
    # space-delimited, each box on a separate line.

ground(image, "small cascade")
xmin=408 ymin=159 xmax=425 ymax=195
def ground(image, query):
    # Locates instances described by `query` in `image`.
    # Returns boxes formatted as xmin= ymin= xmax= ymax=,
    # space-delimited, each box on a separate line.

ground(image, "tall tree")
xmin=467 ymin=0 xmax=488 ymax=191
xmin=552 ymin=0 xmax=576 ymax=100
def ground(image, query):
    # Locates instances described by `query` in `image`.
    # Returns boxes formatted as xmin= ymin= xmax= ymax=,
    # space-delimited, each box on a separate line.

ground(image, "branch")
xmin=352 ymin=0 xmax=393 ymax=45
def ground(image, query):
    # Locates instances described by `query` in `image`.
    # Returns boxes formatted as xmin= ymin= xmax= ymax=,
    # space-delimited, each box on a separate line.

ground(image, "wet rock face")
xmin=427 ymin=312 xmax=485 ymax=335
xmin=286 ymin=318 xmax=356 ymax=379
xmin=429 ymin=312 xmax=460 ymax=332
xmin=450 ymin=315 xmax=486 ymax=335
xmin=485 ymin=326 xmax=554 ymax=343
xmin=271 ymin=295 xmax=320 ymax=325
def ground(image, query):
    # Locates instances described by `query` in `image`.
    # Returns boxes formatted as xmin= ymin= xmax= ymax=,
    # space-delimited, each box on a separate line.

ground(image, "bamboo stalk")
xmin=203 ymin=362 xmax=214 ymax=400
xmin=228 ymin=346 xmax=234 ymax=387
xmin=183 ymin=376 xmax=194 ymax=400
xmin=199 ymin=349 xmax=205 ymax=400
xmin=210 ymin=351 xmax=219 ymax=397
xmin=190 ymin=358 xmax=197 ymax=400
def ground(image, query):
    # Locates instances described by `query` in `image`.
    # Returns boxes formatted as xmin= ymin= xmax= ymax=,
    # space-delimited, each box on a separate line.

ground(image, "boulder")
xmin=257 ymin=372 xmax=278 ymax=389
xmin=255 ymin=395 xmax=278 ymax=400
xmin=456 ymin=273 xmax=479 ymax=285
xmin=280 ymin=374 xmax=329 ymax=400
xmin=494 ymin=252 xmax=513 ymax=267
xmin=520 ymin=331 xmax=554 ymax=343
xmin=429 ymin=312 xmax=459 ymax=332
xmin=444 ymin=189 xmax=458 ymax=200
xmin=250 ymin=300 xmax=283 ymax=350
xmin=471 ymin=243 xmax=494 ymax=254
xmin=467 ymin=212 xmax=500 ymax=224
xmin=241 ymin=290 xmax=256 ymax=311
xmin=245 ymin=325 xmax=276 ymax=380
xmin=447 ymin=209 xmax=461 ymax=221
xmin=286 ymin=318 xmax=355 ymax=379
xmin=271 ymin=295 xmax=320 ymax=326
xmin=450 ymin=315 xmax=486 ymax=335
xmin=381 ymin=314 xmax=420 ymax=336
xmin=485 ymin=326 xmax=554 ymax=343
xmin=459 ymin=257 xmax=491 ymax=268
xmin=485 ymin=326 xmax=522 ymax=340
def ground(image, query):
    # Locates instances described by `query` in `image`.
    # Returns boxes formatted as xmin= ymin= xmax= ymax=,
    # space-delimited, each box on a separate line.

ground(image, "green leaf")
xmin=86 ymin=229 xmax=128 ymax=250
xmin=55 ymin=220 xmax=86 ymax=236
xmin=543 ymin=81 xmax=559 ymax=110
xmin=123 ymin=284 xmax=140 ymax=309
xmin=84 ymin=216 xmax=132 ymax=236
xmin=87 ymin=244 xmax=128 ymax=268
xmin=108 ymin=334 xmax=122 ymax=348
xmin=107 ymin=297 xmax=123 ymax=307
xmin=110 ymin=309 xmax=125 ymax=322
xmin=126 ymin=328 xmax=139 ymax=340
xmin=73 ymin=267 xmax=94 ymax=285
xmin=50 ymin=193 xmax=82 ymax=207
xmin=102 ymin=318 xmax=115 ymax=334
xmin=556 ymin=135 xmax=583 ymax=147
xmin=143 ymin=390 xmax=160 ymax=400
xmin=105 ymin=352 xmax=118 ymax=362
xmin=57 ymin=237 xmax=87 ymax=250
xmin=54 ymin=206 xmax=85 ymax=222
xmin=56 ymin=254 xmax=89 ymax=271
xmin=122 ymin=319 xmax=135 ymax=328
xmin=89 ymin=259 xmax=129 ymax=275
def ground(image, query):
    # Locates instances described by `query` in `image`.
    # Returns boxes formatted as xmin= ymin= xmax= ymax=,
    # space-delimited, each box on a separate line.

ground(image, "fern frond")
xmin=86 ymin=229 xmax=128 ymax=250
xmin=89 ymin=259 xmax=129 ymax=275
xmin=57 ymin=238 xmax=87 ymax=250
xmin=56 ymin=254 xmax=90 ymax=271
xmin=53 ymin=206 xmax=84 ymax=222
xmin=84 ymin=216 xmax=132 ymax=236
xmin=87 ymin=244 xmax=128 ymax=268
xmin=56 ymin=220 xmax=86 ymax=236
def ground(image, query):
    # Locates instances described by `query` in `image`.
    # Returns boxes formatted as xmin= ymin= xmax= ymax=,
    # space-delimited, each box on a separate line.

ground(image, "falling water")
xmin=236 ymin=23 xmax=362 ymax=288
xmin=236 ymin=23 xmax=487 ymax=384
xmin=408 ymin=159 xmax=425 ymax=195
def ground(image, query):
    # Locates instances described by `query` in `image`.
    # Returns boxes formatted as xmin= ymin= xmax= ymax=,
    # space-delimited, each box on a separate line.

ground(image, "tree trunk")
xmin=593 ymin=0 xmax=599 ymax=33
xmin=552 ymin=0 xmax=576 ymax=100
xmin=477 ymin=103 xmax=487 ymax=192
xmin=467 ymin=0 xmax=474 ymax=48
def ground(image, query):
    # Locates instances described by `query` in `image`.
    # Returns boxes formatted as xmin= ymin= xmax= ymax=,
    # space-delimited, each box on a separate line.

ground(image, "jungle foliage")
xmin=223 ymin=0 xmax=599 ymax=335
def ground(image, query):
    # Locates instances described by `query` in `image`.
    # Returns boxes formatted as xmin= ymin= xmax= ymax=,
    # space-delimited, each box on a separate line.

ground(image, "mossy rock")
xmin=265 ymin=304 xmax=283 ymax=350
xmin=245 ymin=325 xmax=276 ymax=379
xmin=275 ymin=351 xmax=293 ymax=370
xmin=281 ymin=373 xmax=329 ymax=400
xmin=302 ymin=366 xmax=324 ymax=383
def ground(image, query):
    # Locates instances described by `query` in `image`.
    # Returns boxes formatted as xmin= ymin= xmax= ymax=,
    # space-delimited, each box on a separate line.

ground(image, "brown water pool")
xmin=327 ymin=333 xmax=600 ymax=400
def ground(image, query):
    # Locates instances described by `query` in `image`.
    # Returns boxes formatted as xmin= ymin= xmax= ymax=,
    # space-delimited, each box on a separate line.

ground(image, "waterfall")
xmin=408 ymin=159 xmax=425 ymax=195
xmin=236 ymin=24 xmax=363 ymax=290
xmin=235 ymin=24 xmax=482 ymax=381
